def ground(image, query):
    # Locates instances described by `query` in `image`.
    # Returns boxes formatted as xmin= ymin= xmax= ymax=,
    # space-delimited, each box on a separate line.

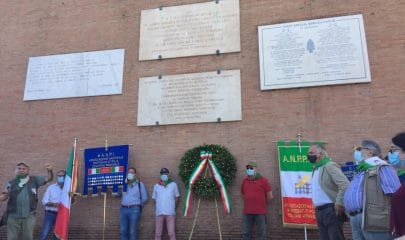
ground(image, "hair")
xmin=392 ymin=132 xmax=405 ymax=151
xmin=361 ymin=139 xmax=382 ymax=157
xmin=312 ymin=144 xmax=328 ymax=157
xmin=127 ymin=167 xmax=136 ymax=173
xmin=57 ymin=170 xmax=66 ymax=176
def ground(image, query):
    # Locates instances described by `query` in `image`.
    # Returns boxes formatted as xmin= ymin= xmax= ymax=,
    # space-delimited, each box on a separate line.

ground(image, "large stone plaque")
xmin=139 ymin=0 xmax=240 ymax=60
xmin=137 ymin=70 xmax=241 ymax=126
xmin=23 ymin=49 xmax=125 ymax=101
xmin=258 ymin=14 xmax=371 ymax=90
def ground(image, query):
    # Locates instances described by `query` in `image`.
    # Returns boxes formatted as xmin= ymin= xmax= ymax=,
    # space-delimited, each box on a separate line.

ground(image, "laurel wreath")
xmin=179 ymin=144 xmax=237 ymax=199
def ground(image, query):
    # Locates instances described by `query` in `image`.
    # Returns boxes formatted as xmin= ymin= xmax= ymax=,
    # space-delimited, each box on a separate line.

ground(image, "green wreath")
xmin=179 ymin=144 xmax=237 ymax=199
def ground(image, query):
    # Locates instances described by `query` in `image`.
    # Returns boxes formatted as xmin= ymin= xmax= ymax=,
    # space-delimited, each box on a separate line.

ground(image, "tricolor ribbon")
xmin=183 ymin=150 xmax=232 ymax=216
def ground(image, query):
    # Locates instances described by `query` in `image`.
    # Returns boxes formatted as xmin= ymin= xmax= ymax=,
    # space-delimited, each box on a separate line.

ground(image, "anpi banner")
xmin=277 ymin=141 xmax=317 ymax=228
xmin=83 ymin=145 xmax=129 ymax=195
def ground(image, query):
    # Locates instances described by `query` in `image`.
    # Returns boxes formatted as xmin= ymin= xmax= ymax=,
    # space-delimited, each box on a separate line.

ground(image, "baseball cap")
xmin=246 ymin=161 xmax=257 ymax=168
xmin=160 ymin=167 xmax=169 ymax=174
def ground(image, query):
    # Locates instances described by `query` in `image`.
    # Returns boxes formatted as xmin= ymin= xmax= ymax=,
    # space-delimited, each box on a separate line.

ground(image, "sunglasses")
xmin=246 ymin=166 xmax=254 ymax=170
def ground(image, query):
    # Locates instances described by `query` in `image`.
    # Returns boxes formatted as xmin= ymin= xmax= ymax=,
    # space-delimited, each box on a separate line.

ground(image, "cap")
xmin=246 ymin=161 xmax=257 ymax=168
xmin=392 ymin=132 xmax=405 ymax=151
xmin=16 ymin=162 xmax=29 ymax=168
xmin=160 ymin=167 xmax=169 ymax=174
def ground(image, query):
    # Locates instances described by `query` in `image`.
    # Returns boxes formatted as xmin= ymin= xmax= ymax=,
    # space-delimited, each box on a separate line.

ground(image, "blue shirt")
xmin=344 ymin=165 xmax=400 ymax=212
xmin=121 ymin=181 xmax=148 ymax=206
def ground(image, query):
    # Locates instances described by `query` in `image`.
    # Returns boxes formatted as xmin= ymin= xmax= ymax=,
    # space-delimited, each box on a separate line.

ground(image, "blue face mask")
xmin=388 ymin=151 xmax=400 ymax=166
xmin=160 ymin=174 xmax=168 ymax=182
xmin=57 ymin=176 xmax=65 ymax=184
xmin=246 ymin=169 xmax=255 ymax=176
xmin=353 ymin=150 xmax=363 ymax=163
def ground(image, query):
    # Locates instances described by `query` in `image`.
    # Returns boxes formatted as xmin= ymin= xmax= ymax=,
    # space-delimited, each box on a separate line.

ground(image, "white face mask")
xmin=127 ymin=173 xmax=135 ymax=180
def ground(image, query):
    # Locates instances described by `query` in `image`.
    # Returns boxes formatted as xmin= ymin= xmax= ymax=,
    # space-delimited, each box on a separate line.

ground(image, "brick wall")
xmin=0 ymin=0 xmax=404 ymax=239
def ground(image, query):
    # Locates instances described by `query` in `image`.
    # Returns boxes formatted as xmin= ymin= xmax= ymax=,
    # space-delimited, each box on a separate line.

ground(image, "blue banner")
xmin=83 ymin=145 xmax=129 ymax=195
xmin=341 ymin=161 xmax=358 ymax=181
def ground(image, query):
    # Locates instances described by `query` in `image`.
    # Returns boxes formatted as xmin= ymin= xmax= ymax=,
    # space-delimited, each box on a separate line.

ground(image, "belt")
xmin=121 ymin=204 xmax=141 ymax=208
xmin=315 ymin=203 xmax=334 ymax=211
xmin=45 ymin=210 xmax=58 ymax=214
xmin=349 ymin=209 xmax=362 ymax=216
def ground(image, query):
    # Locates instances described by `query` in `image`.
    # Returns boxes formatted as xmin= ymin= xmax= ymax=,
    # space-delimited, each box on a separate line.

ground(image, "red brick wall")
xmin=0 ymin=0 xmax=404 ymax=239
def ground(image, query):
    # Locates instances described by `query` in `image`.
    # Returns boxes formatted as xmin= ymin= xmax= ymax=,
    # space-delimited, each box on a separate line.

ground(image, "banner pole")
xmin=103 ymin=192 xmax=106 ymax=240
xmin=304 ymin=226 xmax=308 ymax=240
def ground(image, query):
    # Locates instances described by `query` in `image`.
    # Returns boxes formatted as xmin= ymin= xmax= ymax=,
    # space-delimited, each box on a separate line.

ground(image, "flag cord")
xmin=214 ymin=198 xmax=223 ymax=240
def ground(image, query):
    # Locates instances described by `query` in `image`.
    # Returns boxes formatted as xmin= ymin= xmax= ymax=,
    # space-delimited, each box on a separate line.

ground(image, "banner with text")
xmin=83 ymin=145 xmax=129 ymax=195
xmin=277 ymin=141 xmax=317 ymax=228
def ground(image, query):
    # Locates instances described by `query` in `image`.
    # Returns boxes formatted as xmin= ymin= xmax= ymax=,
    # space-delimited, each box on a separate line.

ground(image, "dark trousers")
xmin=315 ymin=204 xmax=345 ymax=240
xmin=242 ymin=214 xmax=267 ymax=240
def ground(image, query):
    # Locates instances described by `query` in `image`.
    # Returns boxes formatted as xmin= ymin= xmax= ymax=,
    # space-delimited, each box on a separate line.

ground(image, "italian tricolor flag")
xmin=278 ymin=141 xmax=317 ymax=227
xmin=54 ymin=140 xmax=79 ymax=239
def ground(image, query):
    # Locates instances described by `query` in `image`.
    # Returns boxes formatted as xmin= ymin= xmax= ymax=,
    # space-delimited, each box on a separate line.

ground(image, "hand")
xmin=0 ymin=192 xmax=8 ymax=202
xmin=335 ymin=204 xmax=345 ymax=216
xmin=45 ymin=164 xmax=53 ymax=171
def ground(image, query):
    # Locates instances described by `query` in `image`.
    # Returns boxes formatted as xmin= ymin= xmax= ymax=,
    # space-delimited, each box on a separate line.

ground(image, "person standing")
xmin=120 ymin=167 xmax=148 ymax=240
xmin=0 ymin=162 xmax=53 ymax=240
xmin=39 ymin=170 xmax=66 ymax=240
xmin=240 ymin=161 xmax=273 ymax=240
xmin=152 ymin=167 xmax=180 ymax=240
xmin=390 ymin=132 xmax=405 ymax=238
xmin=308 ymin=144 xmax=349 ymax=240
xmin=344 ymin=140 xmax=400 ymax=240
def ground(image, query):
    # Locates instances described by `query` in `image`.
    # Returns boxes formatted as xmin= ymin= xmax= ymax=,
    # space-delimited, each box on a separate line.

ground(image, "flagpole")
xmin=70 ymin=137 xmax=78 ymax=213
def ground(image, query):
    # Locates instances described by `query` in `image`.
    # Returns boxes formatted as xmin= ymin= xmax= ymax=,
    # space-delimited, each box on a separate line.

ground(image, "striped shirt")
xmin=344 ymin=165 xmax=400 ymax=212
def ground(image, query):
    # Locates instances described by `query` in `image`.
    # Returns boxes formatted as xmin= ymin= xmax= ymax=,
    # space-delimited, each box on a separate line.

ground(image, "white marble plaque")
xmin=258 ymin=14 xmax=371 ymax=90
xmin=139 ymin=0 xmax=240 ymax=60
xmin=23 ymin=49 xmax=125 ymax=101
xmin=137 ymin=70 xmax=241 ymax=126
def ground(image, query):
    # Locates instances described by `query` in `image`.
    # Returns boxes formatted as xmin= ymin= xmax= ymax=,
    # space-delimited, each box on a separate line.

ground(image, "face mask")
xmin=388 ymin=151 xmax=400 ymax=165
xmin=246 ymin=169 xmax=255 ymax=176
xmin=307 ymin=155 xmax=318 ymax=163
xmin=353 ymin=150 xmax=363 ymax=163
xmin=57 ymin=176 xmax=65 ymax=184
xmin=127 ymin=173 xmax=135 ymax=181
xmin=160 ymin=174 xmax=168 ymax=182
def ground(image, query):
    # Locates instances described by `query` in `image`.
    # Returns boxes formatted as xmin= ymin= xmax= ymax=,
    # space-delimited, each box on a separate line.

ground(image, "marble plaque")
xmin=258 ymin=14 xmax=371 ymax=90
xmin=137 ymin=70 xmax=241 ymax=126
xmin=23 ymin=49 xmax=125 ymax=101
xmin=139 ymin=0 xmax=240 ymax=60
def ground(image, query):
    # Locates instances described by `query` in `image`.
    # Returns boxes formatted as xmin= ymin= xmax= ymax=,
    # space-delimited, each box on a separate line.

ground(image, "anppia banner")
xmin=83 ymin=145 xmax=129 ymax=195
xmin=277 ymin=141 xmax=317 ymax=227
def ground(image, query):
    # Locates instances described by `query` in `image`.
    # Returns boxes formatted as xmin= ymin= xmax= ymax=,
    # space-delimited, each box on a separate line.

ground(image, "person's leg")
xmin=316 ymin=209 xmax=330 ymax=240
xmin=256 ymin=214 xmax=267 ymax=240
xmin=324 ymin=208 xmax=345 ymax=240
xmin=349 ymin=214 xmax=366 ymax=240
xmin=7 ymin=216 xmax=21 ymax=240
xmin=154 ymin=215 xmax=165 ymax=240
xmin=362 ymin=230 xmax=391 ymax=240
xmin=128 ymin=207 xmax=141 ymax=240
xmin=242 ymin=214 xmax=255 ymax=240
xmin=39 ymin=211 xmax=57 ymax=240
xmin=166 ymin=215 xmax=176 ymax=240
xmin=21 ymin=214 xmax=36 ymax=240
xmin=120 ymin=207 xmax=129 ymax=240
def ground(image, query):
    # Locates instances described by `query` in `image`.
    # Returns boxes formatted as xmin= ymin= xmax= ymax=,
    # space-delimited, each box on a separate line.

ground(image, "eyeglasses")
xmin=355 ymin=147 xmax=370 ymax=151
xmin=246 ymin=166 xmax=254 ymax=170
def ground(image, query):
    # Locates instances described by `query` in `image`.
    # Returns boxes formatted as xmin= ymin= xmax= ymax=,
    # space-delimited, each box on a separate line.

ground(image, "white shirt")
xmin=311 ymin=168 xmax=333 ymax=207
xmin=42 ymin=183 xmax=63 ymax=212
xmin=152 ymin=181 xmax=180 ymax=216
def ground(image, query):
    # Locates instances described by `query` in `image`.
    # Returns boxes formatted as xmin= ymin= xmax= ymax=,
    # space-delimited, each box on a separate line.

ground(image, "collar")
xmin=16 ymin=176 xmax=30 ymax=187
xmin=158 ymin=179 xmax=173 ymax=187
xmin=357 ymin=156 xmax=388 ymax=172
xmin=247 ymin=173 xmax=261 ymax=181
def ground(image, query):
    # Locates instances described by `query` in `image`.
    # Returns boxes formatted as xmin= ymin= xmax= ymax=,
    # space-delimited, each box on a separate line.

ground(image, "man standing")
xmin=241 ymin=161 xmax=273 ymax=240
xmin=39 ymin=170 xmax=66 ymax=240
xmin=344 ymin=140 xmax=400 ymax=240
xmin=308 ymin=144 xmax=349 ymax=240
xmin=152 ymin=167 xmax=180 ymax=240
xmin=120 ymin=167 xmax=148 ymax=240
xmin=0 ymin=162 xmax=53 ymax=240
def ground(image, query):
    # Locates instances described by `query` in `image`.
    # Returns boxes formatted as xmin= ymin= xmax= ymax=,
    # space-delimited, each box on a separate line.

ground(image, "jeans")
xmin=7 ymin=213 xmax=36 ymax=240
xmin=242 ymin=214 xmax=267 ymax=240
xmin=39 ymin=210 xmax=58 ymax=240
xmin=120 ymin=206 xmax=142 ymax=240
xmin=349 ymin=213 xmax=391 ymax=240
xmin=155 ymin=215 xmax=176 ymax=240
xmin=315 ymin=204 xmax=345 ymax=240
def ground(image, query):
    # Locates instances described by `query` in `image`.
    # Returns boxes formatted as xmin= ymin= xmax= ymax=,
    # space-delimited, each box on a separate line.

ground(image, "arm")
xmin=0 ymin=183 xmax=11 ymax=202
xmin=141 ymin=182 xmax=148 ymax=204
xmin=44 ymin=164 xmax=53 ymax=183
xmin=326 ymin=162 xmax=349 ymax=207
xmin=266 ymin=191 xmax=273 ymax=203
